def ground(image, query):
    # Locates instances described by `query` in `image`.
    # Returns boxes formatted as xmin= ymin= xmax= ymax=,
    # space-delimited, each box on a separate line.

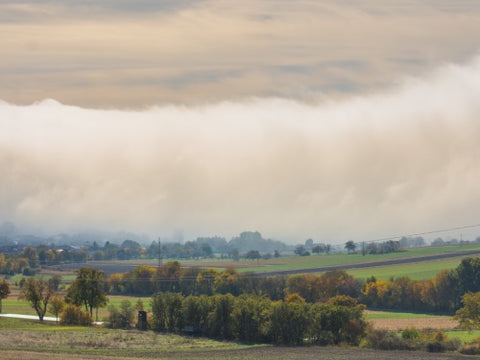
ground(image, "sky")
xmin=2 ymin=1 xmax=480 ymax=244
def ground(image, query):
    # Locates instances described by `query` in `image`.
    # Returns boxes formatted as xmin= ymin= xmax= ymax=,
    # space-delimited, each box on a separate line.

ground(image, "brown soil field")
xmin=368 ymin=317 xmax=459 ymax=331
xmin=0 ymin=347 xmax=470 ymax=360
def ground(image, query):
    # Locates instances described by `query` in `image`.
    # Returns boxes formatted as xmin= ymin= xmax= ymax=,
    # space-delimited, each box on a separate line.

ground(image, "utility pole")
xmin=158 ymin=237 xmax=162 ymax=268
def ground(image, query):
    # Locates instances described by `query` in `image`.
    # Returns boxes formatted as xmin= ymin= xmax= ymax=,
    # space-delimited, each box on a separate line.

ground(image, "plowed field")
xmin=0 ymin=347 xmax=470 ymax=360
xmin=368 ymin=317 xmax=459 ymax=330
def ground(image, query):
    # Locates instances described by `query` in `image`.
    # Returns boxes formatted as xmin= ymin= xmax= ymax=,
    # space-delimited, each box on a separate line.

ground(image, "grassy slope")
xmin=0 ymin=318 xmax=470 ymax=360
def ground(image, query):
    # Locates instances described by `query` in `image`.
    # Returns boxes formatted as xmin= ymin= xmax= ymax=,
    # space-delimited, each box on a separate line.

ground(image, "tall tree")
xmin=0 ymin=278 xmax=10 ymax=313
xmin=345 ymin=241 xmax=356 ymax=254
xmin=456 ymin=257 xmax=480 ymax=294
xmin=20 ymin=278 xmax=54 ymax=321
xmin=48 ymin=295 xmax=65 ymax=323
xmin=66 ymin=267 xmax=108 ymax=317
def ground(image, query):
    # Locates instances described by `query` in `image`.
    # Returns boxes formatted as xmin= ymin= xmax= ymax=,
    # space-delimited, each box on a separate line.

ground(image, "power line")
xmin=368 ymin=222 xmax=480 ymax=243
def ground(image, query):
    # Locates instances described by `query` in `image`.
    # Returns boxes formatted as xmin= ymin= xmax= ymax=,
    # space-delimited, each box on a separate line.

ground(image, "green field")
xmin=230 ymin=243 xmax=480 ymax=275
xmin=72 ymin=243 xmax=480 ymax=283
xmin=1 ymin=295 xmax=152 ymax=319
xmin=0 ymin=317 xmax=251 ymax=357
xmin=445 ymin=330 xmax=480 ymax=343
xmin=6 ymin=274 xmax=76 ymax=283
xmin=346 ymin=256 xmax=466 ymax=280
xmin=364 ymin=311 xmax=448 ymax=320
xmin=92 ymin=243 xmax=480 ymax=275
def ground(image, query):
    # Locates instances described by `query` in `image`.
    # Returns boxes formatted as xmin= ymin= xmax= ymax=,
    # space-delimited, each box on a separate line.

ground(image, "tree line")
xmin=4 ymin=258 xmax=480 ymax=349
xmin=147 ymin=292 xmax=366 ymax=345
xmin=104 ymin=262 xmax=364 ymax=301
xmin=105 ymin=256 xmax=480 ymax=314
xmin=8 ymin=257 xmax=480 ymax=321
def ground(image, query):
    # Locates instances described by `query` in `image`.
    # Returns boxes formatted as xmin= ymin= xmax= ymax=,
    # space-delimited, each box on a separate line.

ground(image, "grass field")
xmin=52 ymin=243 xmax=480 ymax=285
xmin=0 ymin=317 xmax=251 ymax=357
xmin=346 ymin=256 xmax=466 ymax=280
xmin=193 ymin=243 xmax=480 ymax=275
xmin=364 ymin=311 xmax=449 ymax=320
xmin=445 ymin=330 xmax=480 ymax=343
xmin=0 ymin=318 xmax=471 ymax=360
xmin=84 ymin=243 xmax=480 ymax=274
xmin=6 ymin=273 xmax=76 ymax=284
xmin=1 ymin=295 xmax=152 ymax=319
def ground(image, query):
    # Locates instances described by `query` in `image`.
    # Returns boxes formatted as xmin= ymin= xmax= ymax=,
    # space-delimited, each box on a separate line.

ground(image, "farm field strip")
xmin=367 ymin=317 xmax=458 ymax=331
xmin=364 ymin=310 xmax=451 ymax=319
xmin=346 ymin=256 xmax=466 ymax=280
xmin=62 ymin=244 xmax=480 ymax=275
xmin=246 ymin=249 xmax=480 ymax=277
xmin=364 ymin=310 xmax=458 ymax=331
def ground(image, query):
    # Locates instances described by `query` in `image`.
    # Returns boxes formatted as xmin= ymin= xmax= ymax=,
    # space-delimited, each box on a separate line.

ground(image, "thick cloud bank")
xmin=2 ymin=57 xmax=480 ymax=242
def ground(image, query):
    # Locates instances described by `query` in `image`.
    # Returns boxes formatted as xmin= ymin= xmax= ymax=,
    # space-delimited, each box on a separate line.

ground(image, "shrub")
xmin=60 ymin=304 xmax=92 ymax=326
xmin=363 ymin=328 xmax=415 ymax=351
xmin=22 ymin=268 xmax=36 ymax=276
xmin=425 ymin=341 xmax=445 ymax=353
xmin=107 ymin=300 xmax=135 ymax=329
xmin=401 ymin=327 xmax=420 ymax=340
xmin=459 ymin=342 xmax=480 ymax=355
xmin=420 ymin=330 xmax=459 ymax=353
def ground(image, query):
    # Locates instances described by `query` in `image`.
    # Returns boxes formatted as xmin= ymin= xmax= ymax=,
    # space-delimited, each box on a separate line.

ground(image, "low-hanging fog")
xmin=2 ymin=56 xmax=480 ymax=243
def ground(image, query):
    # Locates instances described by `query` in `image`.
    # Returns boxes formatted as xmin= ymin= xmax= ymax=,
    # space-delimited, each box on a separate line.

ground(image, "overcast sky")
xmin=2 ymin=1 xmax=480 ymax=243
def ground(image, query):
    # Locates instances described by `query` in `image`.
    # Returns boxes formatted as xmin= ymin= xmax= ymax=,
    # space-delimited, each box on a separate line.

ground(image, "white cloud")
xmin=1 ymin=56 xmax=480 ymax=242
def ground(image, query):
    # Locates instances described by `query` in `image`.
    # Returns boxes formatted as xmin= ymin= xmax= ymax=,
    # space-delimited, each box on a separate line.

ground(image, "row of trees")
xmin=344 ymin=240 xmax=402 ymax=255
xmin=0 ymin=246 xmax=88 ymax=276
xmin=363 ymin=257 xmax=480 ymax=313
xmin=105 ymin=256 xmax=480 ymax=314
xmin=6 ymin=256 xmax=480 ymax=329
xmin=106 ymin=262 xmax=288 ymax=300
xmin=0 ymin=232 xmax=289 ymax=273
xmin=150 ymin=292 xmax=367 ymax=345
xmin=15 ymin=267 xmax=106 ymax=321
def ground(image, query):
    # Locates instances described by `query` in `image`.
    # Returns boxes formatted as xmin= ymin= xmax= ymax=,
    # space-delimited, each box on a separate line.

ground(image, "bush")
xmin=401 ymin=327 xmax=420 ymax=340
xmin=107 ymin=300 xmax=134 ymax=329
xmin=425 ymin=341 xmax=445 ymax=353
xmin=459 ymin=342 xmax=480 ymax=355
xmin=22 ymin=268 xmax=36 ymax=276
xmin=363 ymin=328 xmax=415 ymax=351
xmin=420 ymin=330 xmax=459 ymax=353
xmin=60 ymin=304 xmax=92 ymax=326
